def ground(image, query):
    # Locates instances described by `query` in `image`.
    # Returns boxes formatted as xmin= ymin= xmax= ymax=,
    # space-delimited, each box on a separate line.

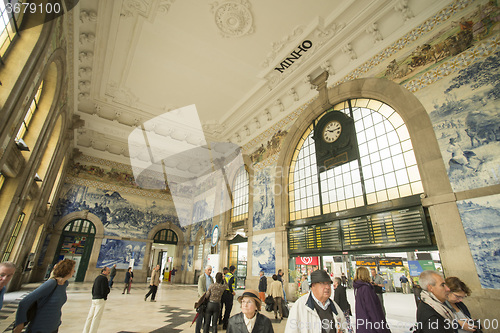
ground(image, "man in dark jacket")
xmin=416 ymin=270 xmax=454 ymax=333
xmin=83 ymin=266 xmax=111 ymax=333
xmin=221 ymin=265 xmax=236 ymax=330
xmin=258 ymin=270 xmax=267 ymax=302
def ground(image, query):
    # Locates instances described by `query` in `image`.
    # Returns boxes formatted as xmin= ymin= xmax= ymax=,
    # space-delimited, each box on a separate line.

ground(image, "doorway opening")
xmin=151 ymin=229 xmax=178 ymax=282
xmin=54 ymin=219 xmax=96 ymax=282
xmin=228 ymin=234 xmax=247 ymax=289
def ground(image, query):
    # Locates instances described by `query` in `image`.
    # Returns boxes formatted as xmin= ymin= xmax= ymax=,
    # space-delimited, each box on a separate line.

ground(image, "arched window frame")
xmin=153 ymin=229 xmax=178 ymax=244
xmin=0 ymin=1 xmax=26 ymax=58
xmin=15 ymin=80 xmax=43 ymax=141
xmin=63 ymin=219 xmax=96 ymax=234
xmin=289 ymin=98 xmax=423 ymax=221
xmin=230 ymin=166 xmax=249 ymax=223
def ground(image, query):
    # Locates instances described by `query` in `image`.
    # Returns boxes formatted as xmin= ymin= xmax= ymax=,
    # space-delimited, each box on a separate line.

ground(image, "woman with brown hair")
xmin=204 ymin=272 xmax=227 ymax=333
xmin=353 ymin=266 xmax=391 ymax=333
xmin=445 ymin=277 xmax=479 ymax=332
xmin=14 ymin=259 xmax=76 ymax=333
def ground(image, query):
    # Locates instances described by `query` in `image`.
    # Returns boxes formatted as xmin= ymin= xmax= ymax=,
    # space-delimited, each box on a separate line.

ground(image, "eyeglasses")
xmin=452 ymin=293 xmax=466 ymax=300
xmin=241 ymin=300 xmax=255 ymax=306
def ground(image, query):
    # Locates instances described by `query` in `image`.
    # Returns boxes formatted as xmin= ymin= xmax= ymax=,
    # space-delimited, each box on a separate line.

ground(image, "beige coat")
xmin=150 ymin=269 xmax=160 ymax=286
xmin=269 ymin=280 xmax=284 ymax=298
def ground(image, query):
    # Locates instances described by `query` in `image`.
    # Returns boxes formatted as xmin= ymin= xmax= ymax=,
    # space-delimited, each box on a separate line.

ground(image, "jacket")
xmin=285 ymin=292 xmax=346 ymax=333
xmin=198 ymin=273 xmax=214 ymax=297
xmin=353 ymin=280 xmax=390 ymax=333
xmin=92 ymin=274 xmax=110 ymax=300
xmin=333 ymin=284 xmax=350 ymax=313
xmin=15 ymin=279 xmax=68 ymax=333
xmin=258 ymin=275 xmax=267 ymax=293
xmin=150 ymin=269 xmax=160 ymax=287
xmin=268 ymin=280 xmax=283 ymax=298
xmin=124 ymin=271 xmax=133 ymax=283
xmin=227 ymin=312 xmax=274 ymax=333
xmin=416 ymin=301 xmax=454 ymax=333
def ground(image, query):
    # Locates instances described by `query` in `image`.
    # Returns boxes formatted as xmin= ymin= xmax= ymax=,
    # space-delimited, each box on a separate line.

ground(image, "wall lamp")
xmin=15 ymin=138 xmax=30 ymax=151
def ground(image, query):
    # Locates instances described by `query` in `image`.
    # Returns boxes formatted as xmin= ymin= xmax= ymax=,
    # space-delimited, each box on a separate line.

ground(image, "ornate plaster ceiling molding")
xmin=120 ymin=0 xmax=175 ymax=21
xmin=80 ymin=10 xmax=97 ymax=23
xmin=260 ymin=26 xmax=305 ymax=68
xmin=210 ymin=0 xmax=254 ymax=38
xmin=105 ymin=81 xmax=139 ymax=107
xmin=260 ymin=20 xmax=346 ymax=90
xmin=394 ymin=0 xmax=414 ymax=22
xmin=202 ymin=120 xmax=226 ymax=137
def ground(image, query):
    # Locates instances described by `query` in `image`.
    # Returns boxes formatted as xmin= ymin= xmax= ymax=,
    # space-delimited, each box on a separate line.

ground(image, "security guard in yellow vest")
xmin=221 ymin=265 xmax=236 ymax=329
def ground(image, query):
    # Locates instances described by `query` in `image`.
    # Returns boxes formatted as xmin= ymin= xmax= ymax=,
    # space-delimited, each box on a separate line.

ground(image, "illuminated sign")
xmin=378 ymin=259 xmax=404 ymax=266
xmin=356 ymin=259 xmax=377 ymax=266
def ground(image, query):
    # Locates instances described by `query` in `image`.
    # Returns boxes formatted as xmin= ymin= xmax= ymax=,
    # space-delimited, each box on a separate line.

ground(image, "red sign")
xmin=295 ymin=256 xmax=319 ymax=266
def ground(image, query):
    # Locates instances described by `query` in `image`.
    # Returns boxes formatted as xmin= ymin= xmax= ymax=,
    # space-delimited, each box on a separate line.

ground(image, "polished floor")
xmin=0 ymin=282 xmax=417 ymax=332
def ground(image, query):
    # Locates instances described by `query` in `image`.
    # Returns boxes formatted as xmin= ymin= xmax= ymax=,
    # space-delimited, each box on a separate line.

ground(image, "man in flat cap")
xmin=286 ymin=269 xmax=346 ymax=333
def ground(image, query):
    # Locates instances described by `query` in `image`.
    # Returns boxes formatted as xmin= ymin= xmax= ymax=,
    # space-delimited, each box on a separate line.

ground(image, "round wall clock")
xmin=322 ymin=120 xmax=342 ymax=143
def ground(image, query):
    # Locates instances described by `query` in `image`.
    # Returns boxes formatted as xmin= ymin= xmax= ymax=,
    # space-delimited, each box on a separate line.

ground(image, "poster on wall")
xmin=96 ymin=239 xmax=146 ymax=270
xmin=252 ymin=233 xmax=276 ymax=276
xmin=457 ymin=194 xmax=500 ymax=289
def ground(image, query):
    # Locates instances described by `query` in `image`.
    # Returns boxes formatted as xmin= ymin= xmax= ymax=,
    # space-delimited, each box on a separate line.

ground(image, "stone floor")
xmin=0 ymin=282 xmax=417 ymax=332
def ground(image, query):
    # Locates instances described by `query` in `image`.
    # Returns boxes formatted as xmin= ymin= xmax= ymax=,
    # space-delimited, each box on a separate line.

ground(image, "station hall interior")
xmin=0 ymin=0 xmax=500 ymax=331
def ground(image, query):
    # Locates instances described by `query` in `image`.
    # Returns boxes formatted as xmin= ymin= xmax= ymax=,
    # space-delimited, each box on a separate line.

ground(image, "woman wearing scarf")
xmin=416 ymin=270 xmax=454 ymax=333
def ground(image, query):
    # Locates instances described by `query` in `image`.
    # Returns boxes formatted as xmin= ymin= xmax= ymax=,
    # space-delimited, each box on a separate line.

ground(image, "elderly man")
xmin=196 ymin=265 xmax=213 ymax=333
xmin=286 ymin=269 xmax=346 ymax=333
xmin=144 ymin=264 xmax=161 ymax=302
xmin=416 ymin=270 xmax=454 ymax=333
xmin=0 ymin=262 xmax=16 ymax=310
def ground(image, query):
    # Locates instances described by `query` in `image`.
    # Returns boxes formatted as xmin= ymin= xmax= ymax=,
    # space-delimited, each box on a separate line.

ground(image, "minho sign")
xmin=274 ymin=40 xmax=313 ymax=73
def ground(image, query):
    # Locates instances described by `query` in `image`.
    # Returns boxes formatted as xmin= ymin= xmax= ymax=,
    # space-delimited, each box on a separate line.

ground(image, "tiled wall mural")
xmin=252 ymin=166 xmax=275 ymax=231
xmin=53 ymin=183 xmax=184 ymax=238
xmin=190 ymin=218 xmax=213 ymax=242
xmin=181 ymin=245 xmax=187 ymax=271
xmin=69 ymin=158 xmax=170 ymax=195
xmin=252 ymin=233 xmax=276 ymax=276
xmin=426 ymin=50 xmax=500 ymax=191
xmin=457 ymin=194 xmax=500 ymax=289
xmin=187 ymin=246 xmax=194 ymax=271
xmin=96 ymin=239 xmax=146 ymax=270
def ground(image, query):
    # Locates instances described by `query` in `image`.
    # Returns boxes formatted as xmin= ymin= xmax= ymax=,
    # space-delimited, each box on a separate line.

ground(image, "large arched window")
xmin=230 ymin=167 xmax=249 ymax=222
xmin=15 ymin=80 xmax=43 ymax=141
xmin=0 ymin=1 xmax=26 ymax=58
xmin=289 ymin=98 xmax=423 ymax=221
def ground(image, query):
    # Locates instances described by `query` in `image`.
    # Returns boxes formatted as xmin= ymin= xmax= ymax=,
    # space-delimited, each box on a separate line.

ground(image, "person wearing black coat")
xmin=227 ymin=289 xmax=274 ymax=333
xmin=258 ymin=271 xmax=267 ymax=303
xmin=333 ymin=277 xmax=353 ymax=333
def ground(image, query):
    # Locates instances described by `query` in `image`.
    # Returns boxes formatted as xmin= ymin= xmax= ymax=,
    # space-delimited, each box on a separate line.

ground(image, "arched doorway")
xmin=53 ymin=219 xmax=96 ymax=282
xmin=151 ymin=229 xmax=178 ymax=282
xmin=228 ymin=234 xmax=247 ymax=289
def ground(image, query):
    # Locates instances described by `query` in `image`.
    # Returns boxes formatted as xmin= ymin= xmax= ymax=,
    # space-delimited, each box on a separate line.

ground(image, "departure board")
xmin=288 ymin=206 xmax=430 ymax=254
xmin=342 ymin=206 xmax=428 ymax=250
xmin=288 ymin=222 xmax=341 ymax=254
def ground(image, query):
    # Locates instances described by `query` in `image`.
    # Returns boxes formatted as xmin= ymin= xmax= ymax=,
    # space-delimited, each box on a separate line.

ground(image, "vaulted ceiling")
xmin=70 ymin=0 xmax=449 ymax=167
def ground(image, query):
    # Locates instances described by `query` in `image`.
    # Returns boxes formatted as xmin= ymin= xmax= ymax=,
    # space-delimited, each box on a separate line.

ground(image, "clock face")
xmin=323 ymin=120 xmax=342 ymax=143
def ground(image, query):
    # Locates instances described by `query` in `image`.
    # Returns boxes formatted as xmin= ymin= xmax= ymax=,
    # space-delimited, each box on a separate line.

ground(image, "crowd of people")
xmin=0 ymin=259 xmax=483 ymax=333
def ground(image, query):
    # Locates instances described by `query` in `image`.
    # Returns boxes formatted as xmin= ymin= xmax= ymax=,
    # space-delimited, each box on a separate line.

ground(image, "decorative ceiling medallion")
xmin=211 ymin=0 xmax=254 ymax=38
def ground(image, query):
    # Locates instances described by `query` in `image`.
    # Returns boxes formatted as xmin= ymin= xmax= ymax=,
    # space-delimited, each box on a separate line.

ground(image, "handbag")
xmin=194 ymin=291 xmax=210 ymax=313
xmin=25 ymin=278 xmax=58 ymax=325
